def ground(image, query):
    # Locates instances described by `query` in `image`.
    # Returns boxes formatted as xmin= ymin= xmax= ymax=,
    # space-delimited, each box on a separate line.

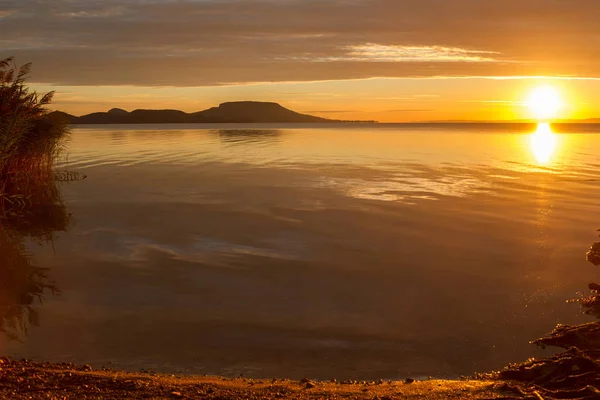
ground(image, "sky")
xmin=2 ymin=0 xmax=600 ymax=122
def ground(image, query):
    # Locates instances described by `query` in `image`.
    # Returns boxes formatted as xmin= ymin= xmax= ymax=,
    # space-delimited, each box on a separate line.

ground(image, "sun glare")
xmin=529 ymin=123 xmax=558 ymax=164
xmin=526 ymin=86 xmax=563 ymax=121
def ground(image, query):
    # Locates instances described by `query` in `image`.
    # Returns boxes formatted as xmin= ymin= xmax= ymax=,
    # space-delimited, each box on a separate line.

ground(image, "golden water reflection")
xmin=529 ymin=123 xmax=559 ymax=165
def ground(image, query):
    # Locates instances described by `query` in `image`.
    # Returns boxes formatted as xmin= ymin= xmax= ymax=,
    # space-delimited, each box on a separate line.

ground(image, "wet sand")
xmin=0 ymin=357 xmax=508 ymax=399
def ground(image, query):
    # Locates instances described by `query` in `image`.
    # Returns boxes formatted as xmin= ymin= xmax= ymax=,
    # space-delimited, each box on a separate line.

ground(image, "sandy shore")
xmin=0 ymin=357 xmax=513 ymax=399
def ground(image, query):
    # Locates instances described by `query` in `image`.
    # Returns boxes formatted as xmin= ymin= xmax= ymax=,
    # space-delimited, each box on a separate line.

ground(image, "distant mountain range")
xmin=51 ymin=101 xmax=375 ymax=124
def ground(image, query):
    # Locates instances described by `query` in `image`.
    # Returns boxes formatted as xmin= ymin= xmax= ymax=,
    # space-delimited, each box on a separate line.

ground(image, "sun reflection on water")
xmin=529 ymin=123 xmax=558 ymax=165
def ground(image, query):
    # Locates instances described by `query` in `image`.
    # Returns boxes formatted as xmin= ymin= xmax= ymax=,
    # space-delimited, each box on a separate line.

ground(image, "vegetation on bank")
xmin=0 ymin=57 xmax=69 ymax=207
xmin=481 ymin=235 xmax=600 ymax=399
xmin=0 ymin=57 xmax=69 ymax=342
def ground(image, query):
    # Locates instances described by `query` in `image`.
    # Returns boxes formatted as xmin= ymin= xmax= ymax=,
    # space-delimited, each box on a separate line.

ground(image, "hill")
xmin=52 ymin=101 xmax=342 ymax=124
xmin=198 ymin=101 xmax=329 ymax=123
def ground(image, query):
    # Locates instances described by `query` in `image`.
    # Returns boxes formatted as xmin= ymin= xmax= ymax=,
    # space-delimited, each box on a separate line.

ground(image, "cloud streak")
xmin=321 ymin=44 xmax=501 ymax=63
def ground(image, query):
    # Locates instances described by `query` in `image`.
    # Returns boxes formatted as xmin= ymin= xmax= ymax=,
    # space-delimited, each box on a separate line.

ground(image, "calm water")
xmin=2 ymin=123 xmax=600 ymax=380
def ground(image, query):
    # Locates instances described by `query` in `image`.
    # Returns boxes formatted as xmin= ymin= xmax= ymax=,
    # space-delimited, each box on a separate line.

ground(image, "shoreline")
xmin=0 ymin=357 xmax=510 ymax=399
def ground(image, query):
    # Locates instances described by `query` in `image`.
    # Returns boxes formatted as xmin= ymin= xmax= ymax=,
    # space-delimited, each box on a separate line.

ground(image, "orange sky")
xmin=5 ymin=0 xmax=600 ymax=122
xmin=33 ymin=77 xmax=600 ymax=123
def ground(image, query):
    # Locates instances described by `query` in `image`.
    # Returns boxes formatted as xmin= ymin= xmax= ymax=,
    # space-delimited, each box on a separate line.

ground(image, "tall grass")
xmin=0 ymin=58 xmax=70 ymax=340
xmin=0 ymin=57 xmax=70 ymax=203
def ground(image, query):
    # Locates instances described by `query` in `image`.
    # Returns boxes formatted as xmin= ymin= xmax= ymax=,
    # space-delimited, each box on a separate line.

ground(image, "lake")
xmin=2 ymin=123 xmax=600 ymax=380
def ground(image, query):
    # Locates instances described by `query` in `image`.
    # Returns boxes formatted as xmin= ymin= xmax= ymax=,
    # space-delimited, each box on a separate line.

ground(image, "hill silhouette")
xmin=51 ymin=101 xmax=358 ymax=124
xmin=199 ymin=101 xmax=327 ymax=123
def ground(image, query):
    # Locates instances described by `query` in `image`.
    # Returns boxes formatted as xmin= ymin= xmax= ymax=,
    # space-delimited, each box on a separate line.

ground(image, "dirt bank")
xmin=0 ymin=357 xmax=510 ymax=399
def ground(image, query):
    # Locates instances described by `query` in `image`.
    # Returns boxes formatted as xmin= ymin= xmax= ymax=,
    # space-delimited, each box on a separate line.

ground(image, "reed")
xmin=0 ymin=57 xmax=70 ymax=205
xmin=0 ymin=58 xmax=69 ymax=340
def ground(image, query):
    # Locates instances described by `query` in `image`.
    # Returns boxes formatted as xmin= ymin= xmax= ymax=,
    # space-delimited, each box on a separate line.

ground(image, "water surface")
xmin=3 ymin=123 xmax=600 ymax=380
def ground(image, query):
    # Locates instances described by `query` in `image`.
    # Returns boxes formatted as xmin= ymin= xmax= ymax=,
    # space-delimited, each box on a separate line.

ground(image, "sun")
xmin=526 ymin=86 xmax=563 ymax=120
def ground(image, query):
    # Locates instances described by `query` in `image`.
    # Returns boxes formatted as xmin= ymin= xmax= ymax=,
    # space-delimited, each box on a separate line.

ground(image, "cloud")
xmin=316 ymin=44 xmax=500 ymax=63
xmin=385 ymin=109 xmax=434 ymax=112
xmin=2 ymin=0 xmax=600 ymax=86
xmin=303 ymin=110 xmax=361 ymax=114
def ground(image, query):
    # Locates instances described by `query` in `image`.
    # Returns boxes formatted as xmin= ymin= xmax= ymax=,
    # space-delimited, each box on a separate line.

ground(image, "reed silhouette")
xmin=0 ymin=57 xmax=72 ymax=341
xmin=0 ymin=57 xmax=70 ymax=207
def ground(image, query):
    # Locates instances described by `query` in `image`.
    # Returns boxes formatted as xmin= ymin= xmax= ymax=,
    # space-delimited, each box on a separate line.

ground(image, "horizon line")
xmin=53 ymin=107 xmax=600 ymax=124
